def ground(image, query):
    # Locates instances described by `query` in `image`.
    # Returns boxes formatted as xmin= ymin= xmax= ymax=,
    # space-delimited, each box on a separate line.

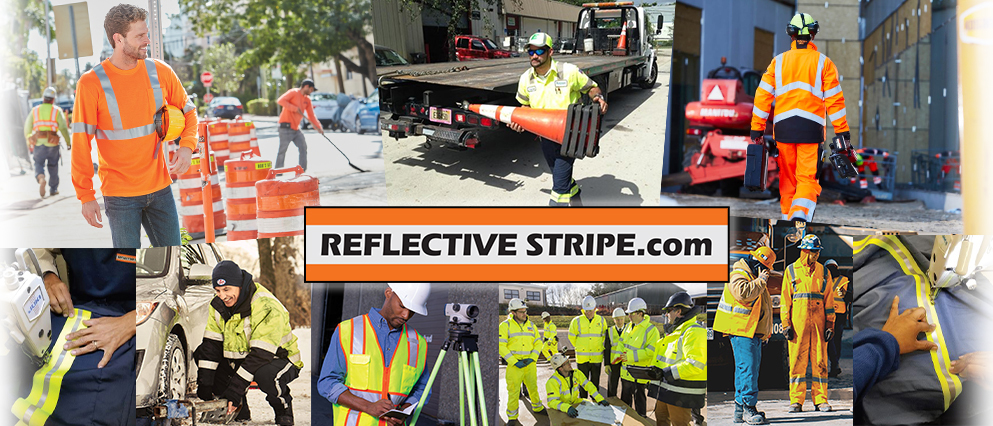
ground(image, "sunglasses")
xmin=528 ymin=48 xmax=547 ymax=56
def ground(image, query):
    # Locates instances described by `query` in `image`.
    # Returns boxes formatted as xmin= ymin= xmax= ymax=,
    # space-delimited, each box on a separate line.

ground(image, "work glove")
xmin=783 ymin=326 xmax=795 ymax=341
xmin=750 ymin=130 xmax=764 ymax=142
xmin=567 ymin=407 xmax=579 ymax=418
xmin=825 ymin=329 xmax=834 ymax=342
xmin=196 ymin=384 xmax=213 ymax=401
xmin=837 ymin=131 xmax=851 ymax=143
xmin=598 ymin=400 xmax=610 ymax=407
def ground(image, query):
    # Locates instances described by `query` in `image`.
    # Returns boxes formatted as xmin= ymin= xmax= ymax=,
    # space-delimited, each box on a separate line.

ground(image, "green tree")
xmin=202 ymin=43 xmax=242 ymax=96
xmin=397 ymin=0 xmax=513 ymax=61
xmin=5 ymin=0 xmax=55 ymax=97
xmin=10 ymin=51 xmax=47 ymax=97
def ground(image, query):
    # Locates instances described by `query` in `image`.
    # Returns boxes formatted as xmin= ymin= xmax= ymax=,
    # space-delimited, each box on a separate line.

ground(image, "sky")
xmin=26 ymin=0 xmax=182 ymax=75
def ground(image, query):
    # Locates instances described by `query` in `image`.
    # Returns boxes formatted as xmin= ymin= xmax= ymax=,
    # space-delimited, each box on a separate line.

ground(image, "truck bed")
xmin=378 ymin=54 xmax=648 ymax=93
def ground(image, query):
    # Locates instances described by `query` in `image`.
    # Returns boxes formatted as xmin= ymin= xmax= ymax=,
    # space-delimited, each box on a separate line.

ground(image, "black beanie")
xmin=212 ymin=260 xmax=244 ymax=288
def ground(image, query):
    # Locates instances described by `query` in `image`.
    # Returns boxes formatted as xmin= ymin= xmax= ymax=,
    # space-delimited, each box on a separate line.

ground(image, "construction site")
xmin=658 ymin=0 xmax=963 ymax=233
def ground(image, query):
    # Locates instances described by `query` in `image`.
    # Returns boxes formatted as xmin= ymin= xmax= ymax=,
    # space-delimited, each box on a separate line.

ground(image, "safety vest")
xmin=569 ymin=314 xmax=606 ymax=363
xmin=334 ymin=314 xmax=427 ymax=426
xmin=620 ymin=316 xmax=660 ymax=384
xmin=713 ymin=261 xmax=764 ymax=338
xmin=499 ymin=317 xmax=542 ymax=363
xmin=833 ymin=275 xmax=849 ymax=314
xmin=542 ymin=321 xmax=557 ymax=344
xmin=515 ymin=60 xmax=597 ymax=109
xmin=32 ymin=104 xmax=61 ymax=132
xmin=651 ymin=319 xmax=707 ymax=408
xmin=751 ymin=41 xmax=849 ymax=143
xmin=607 ymin=325 xmax=624 ymax=364
xmin=204 ymin=283 xmax=303 ymax=368
xmin=782 ymin=261 xmax=833 ymax=329
xmin=546 ymin=369 xmax=604 ymax=412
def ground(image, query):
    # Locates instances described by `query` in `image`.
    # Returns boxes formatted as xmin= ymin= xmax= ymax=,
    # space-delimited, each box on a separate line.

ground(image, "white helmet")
xmin=626 ymin=297 xmax=647 ymax=314
xmin=509 ymin=298 xmax=527 ymax=311
xmin=541 ymin=311 xmax=551 ymax=319
xmin=42 ymin=87 xmax=56 ymax=100
xmin=582 ymin=296 xmax=596 ymax=311
xmin=388 ymin=283 xmax=430 ymax=316
xmin=549 ymin=353 xmax=570 ymax=369
xmin=612 ymin=307 xmax=626 ymax=318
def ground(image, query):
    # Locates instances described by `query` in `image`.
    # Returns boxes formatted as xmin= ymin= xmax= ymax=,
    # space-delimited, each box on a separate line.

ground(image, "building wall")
xmin=372 ymin=0 xmax=427 ymax=62
xmin=498 ymin=284 xmax=547 ymax=305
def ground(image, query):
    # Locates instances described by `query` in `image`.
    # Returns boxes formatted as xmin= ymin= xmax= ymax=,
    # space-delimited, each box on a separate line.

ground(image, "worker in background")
xmin=713 ymin=246 xmax=776 ymax=425
xmin=193 ymin=261 xmax=303 ymax=425
xmin=540 ymin=311 xmax=559 ymax=360
xmin=23 ymin=87 xmax=70 ymax=198
xmin=72 ymin=4 xmax=196 ymax=248
xmin=781 ymin=234 xmax=835 ymax=412
xmin=510 ymin=32 xmax=607 ymax=206
xmin=606 ymin=307 xmax=627 ymax=398
xmin=825 ymin=259 xmax=849 ymax=377
xmin=12 ymin=249 xmax=136 ymax=426
xmin=317 ymin=283 xmax=430 ymax=426
xmin=751 ymin=12 xmax=850 ymax=223
xmin=546 ymin=353 xmax=610 ymax=418
xmin=652 ymin=292 xmax=707 ymax=426
xmin=617 ymin=298 xmax=658 ymax=417
xmin=569 ymin=295 xmax=608 ymax=398
xmin=855 ymin=296 xmax=938 ymax=404
xmin=275 ymin=79 xmax=323 ymax=171
xmin=500 ymin=298 xmax=547 ymax=425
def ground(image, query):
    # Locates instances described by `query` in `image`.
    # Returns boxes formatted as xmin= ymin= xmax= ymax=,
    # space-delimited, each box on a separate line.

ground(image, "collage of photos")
xmin=1 ymin=0 xmax=993 ymax=425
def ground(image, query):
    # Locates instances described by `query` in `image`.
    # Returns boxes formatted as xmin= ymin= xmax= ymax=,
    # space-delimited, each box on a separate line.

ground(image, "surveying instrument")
xmin=410 ymin=303 xmax=489 ymax=426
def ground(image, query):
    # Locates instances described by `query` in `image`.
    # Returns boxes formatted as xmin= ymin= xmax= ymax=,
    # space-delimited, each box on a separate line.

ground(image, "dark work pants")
xmin=621 ymin=379 xmax=648 ymax=417
xmin=577 ymin=362 xmax=602 ymax=398
xmin=829 ymin=312 xmax=847 ymax=370
xmin=194 ymin=350 xmax=300 ymax=417
xmin=607 ymin=363 xmax=622 ymax=398
xmin=33 ymin=145 xmax=59 ymax=192
xmin=540 ymin=138 xmax=579 ymax=206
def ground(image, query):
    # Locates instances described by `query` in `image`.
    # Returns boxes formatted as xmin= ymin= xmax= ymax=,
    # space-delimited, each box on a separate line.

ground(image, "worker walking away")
xmin=651 ymin=292 xmax=707 ymax=426
xmin=317 ymin=283 xmax=431 ymax=426
xmin=606 ymin=307 xmax=627 ymax=398
xmin=540 ymin=311 xmax=559 ymax=361
xmin=72 ymin=4 xmax=197 ymax=248
xmin=12 ymin=249 xmax=136 ymax=426
xmin=546 ymin=353 xmax=610 ymax=419
xmin=569 ymin=295 xmax=607 ymax=398
xmin=193 ymin=261 xmax=303 ymax=425
xmin=276 ymin=79 xmax=323 ymax=171
xmin=617 ymin=298 xmax=659 ymax=417
xmin=23 ymin=87 xmax=70 ymax=198
xmin=500 ymin=298 xmax=547 ymax=425
xmin=713 ymin=246 xmax=776 ymax=424
xmin=510 ymin=32 xmax=608 ymax=206
xmin=825 ymin=259 xmax=849 ymax=377
xmin=781 ymin=234 xmax=835 ymax=412
xmin=751 ymin=13 xmax=850 ymax=223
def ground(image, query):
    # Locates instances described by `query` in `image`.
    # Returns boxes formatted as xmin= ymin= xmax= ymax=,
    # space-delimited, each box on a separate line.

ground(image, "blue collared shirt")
xmin=317 ymin=307 xmax=431 ymax=407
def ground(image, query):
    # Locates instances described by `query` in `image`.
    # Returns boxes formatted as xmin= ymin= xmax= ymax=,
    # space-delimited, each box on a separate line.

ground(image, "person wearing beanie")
xmin=192 ymin=260 xmax=303 ymax=425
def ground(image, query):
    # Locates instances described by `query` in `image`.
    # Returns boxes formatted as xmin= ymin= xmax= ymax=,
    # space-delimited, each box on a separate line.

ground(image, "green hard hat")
xmin=787 ymin=13 xmax=819 ymax=37
xmin=528 ymin=32 xmax=553 ymax=49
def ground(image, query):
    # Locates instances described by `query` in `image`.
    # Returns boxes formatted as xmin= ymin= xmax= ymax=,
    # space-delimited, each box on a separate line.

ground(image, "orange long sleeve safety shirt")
xmin=277 ymin=88 xmax=319 ymax=131
xmin=71 ymin=58 xmax=198 ymax=203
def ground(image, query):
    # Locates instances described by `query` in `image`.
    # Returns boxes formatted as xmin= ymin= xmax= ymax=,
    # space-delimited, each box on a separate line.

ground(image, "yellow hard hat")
xmin=750 ymin=246 xmax=776 ymax=270
xmin=155 ymin=104 xmax=185 ymax=141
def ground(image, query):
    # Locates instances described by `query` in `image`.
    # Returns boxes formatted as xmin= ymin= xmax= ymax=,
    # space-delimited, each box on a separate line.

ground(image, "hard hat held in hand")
xmin=750 ymin=246 xmax=776 ymax=270
xmin=798 ymin=234 xmax=823 ymax=251
xmin=549 ymin=353 xmax=570 ymax=369
xmin=509 ymin=298 xmax=527 ymax=311
xmin=582 ymin=295 xmax=596 ymax=311
xmin=388 ymin=283 xmax=431 ymax=316
xmin=626 ymin=297 xmax=647 ymax=313
xmin=612 ymin=307 xmax=626 ymax=318
xmin=156 ymin=104 xmax=186 ymax=142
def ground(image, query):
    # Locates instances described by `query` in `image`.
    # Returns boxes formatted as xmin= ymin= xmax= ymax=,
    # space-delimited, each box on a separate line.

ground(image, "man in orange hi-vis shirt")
xmin=71 ymin=4 xmax=196 ymax=248
xmin=276 ymin=79 xmax=323 ymax=171
xmin=751 ymin=13 xmax=850 ymax=223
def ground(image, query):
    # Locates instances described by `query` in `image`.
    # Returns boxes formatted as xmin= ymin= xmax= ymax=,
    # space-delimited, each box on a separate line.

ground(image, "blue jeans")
xmin=540 ymin=138 xmax=579 ymax=206
xmin=33 ymin=145 xmax=59 ymax=193
xmin=103 ymin=186 xmax=181 ymax=248
xmin=730 ymin=335 xmax=762 ymax=407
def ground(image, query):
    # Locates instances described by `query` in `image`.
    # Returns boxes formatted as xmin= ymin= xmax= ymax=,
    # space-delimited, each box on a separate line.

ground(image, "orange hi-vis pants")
xmin=777 ymin=143 xmax=821 ymax=221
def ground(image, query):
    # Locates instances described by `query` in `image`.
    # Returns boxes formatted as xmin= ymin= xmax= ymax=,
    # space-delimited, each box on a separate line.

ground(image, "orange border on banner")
xmin=305 ymin=207 xmax=727 ymax=226
xmin=306 ymin=264 xmax=726 ymax=282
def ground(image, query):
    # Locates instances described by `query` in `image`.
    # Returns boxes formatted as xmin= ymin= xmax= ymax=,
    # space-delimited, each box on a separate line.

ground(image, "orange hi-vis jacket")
xmin=751 ymin=41 xmax=849 ymax=144
xmin=71 ymin=58 xmax=198 ymax=203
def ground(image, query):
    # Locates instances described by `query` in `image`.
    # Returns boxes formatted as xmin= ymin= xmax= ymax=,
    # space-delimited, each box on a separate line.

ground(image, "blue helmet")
xmin=798 ymin=234 xmax=822 ymax=250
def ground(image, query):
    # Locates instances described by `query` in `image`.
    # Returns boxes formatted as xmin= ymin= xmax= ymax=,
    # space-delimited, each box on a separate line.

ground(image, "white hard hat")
xmin=42 ymin=87 xmax=56 ymax=99
xmin=388 ymin=283 xmax=430 ymax=316
xmin=626 ymin=297 xmax=647 ymax=313
xmin=582 ymin=296 xmax=596 ymax=311
xmin=509 ymin=298 xmax=527 ymax=311
xmin=612 ymin=307 xmax=626 ymax=318
xmin=549 ymin=353 xmax=569 ymax=369
xmin=541 ymin=311 xmax=551 ymax=319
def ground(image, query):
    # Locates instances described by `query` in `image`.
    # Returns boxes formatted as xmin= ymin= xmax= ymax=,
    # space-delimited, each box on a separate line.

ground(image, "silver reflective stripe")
xmin=288 ymin=352 xmax=301 ymax=364
xmin=344 ymin=410 xmax=360 ymax=426
xmin=273 ymin=361 xmax=295 ymax=410
xmin=578 ymin=333 xmax=600 ymax=338
xmin=791 ymin=197 xmax=817 ymax=211
xmin=407 ymin=327 xmax=419 ymax=367
xmin=717 ymin=301 xmax=751 ymax=315
xmin=778 ymin=81 xmax=822 ymax=98
xmin=352 ymin=316 xmax=364 ymax=355
xmin=659 ymin=381 xmax=706 ymax=395
xmin=687 ymin=358 xmax=706 ymax=369
xmin=93 ymin=64 xmax=123 ymax=130
xmin=671 ymin=366 xmax=681 ymax=380
xmin=752 ymin=106 xmax=769 ymax=119
xmin=575 ymin=351 xmax=602 ymax=356
xmin=204 ymin=330 xmax=223 ymax=341
xmin=758 ymin=80 xmax=775 ymax=96
xmin=792 ymin=292 xmax=824 ymax=300
xmin=510 ymin=350 xmax=532 ymax=355
xmin=183 ymin=100 xmax=196 ymax=113
xmin=390 ymin=394 xmax=406 ymax=405
xmin=656 ymin=355 xmax=679 ymax=364
xmin=823 ymin=84 xmax=843 ymax=98
xmin=236 ymin=366 xmax=254 ymax=382
xmin=96 ymin=123 xmax=157 ymax=140
xmin=243 ymin=316 xmax=252 ymax=342
xmin=223 ymin=350 xmax=248 ymax=359
xmin=145 ymin=59 xmax=163 ymax=111
xmin=349 ymin=389 xmax=381 ymax=403
xmin=774 ymin=54 xmax=783 ymax=89
xmin=509 ymin=332 xmax=534 ymax=337
xmin=498 ymin=338 xmax=508 ymax=342
xmin=811 ymin=376 xmax=829 ymax=383
xmin=828 ymin=108 xmax=847 ymax=122
xmin=789 ymin=376 xmax=806 ymax=384
xmin=72 ymin=122 xmax=96 ymax=136
xmin=773 ymin=108 xmax=825 ymax=125
xmin=813 ymin=53 xmax=826 ymax=93
xmin=280 ymin=332 xmax=294 ymax=345
xmin=251 ymin=339 xmax=278 ymax=353
xmin=581 ymin=379 xmax=591 ymax=388
xmin=198 ymin=360 xmax=219 ymax=370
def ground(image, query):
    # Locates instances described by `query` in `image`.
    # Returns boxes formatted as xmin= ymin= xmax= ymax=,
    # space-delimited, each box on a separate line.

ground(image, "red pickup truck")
xmin=455 ymin=35 xmax=517 ymax=61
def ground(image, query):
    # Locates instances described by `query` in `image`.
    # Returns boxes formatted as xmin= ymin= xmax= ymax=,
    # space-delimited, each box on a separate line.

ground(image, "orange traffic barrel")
xmin=255 ymin=166 xmax=320 ymax=238
xmin=208 ymin=120 xmax=230 ymax=170
xmin=228 ymin=120 xmax=253 ymax=157
xmin=167 ymin=140 xmax=179 ymax=181
xmin=224 ymin=152 xmax=273 ymax=241
xmin=177 ymin=153 xmax=227 ymax=239
xmin=248 ymin=122 xmax=260 ymax=156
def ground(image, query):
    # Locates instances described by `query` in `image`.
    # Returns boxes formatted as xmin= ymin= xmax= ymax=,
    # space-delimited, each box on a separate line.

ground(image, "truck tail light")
xmin=687 ymin=128 xmax=702 ymax=136
xmin=480 ymin=117 xmax=493 ymax=127
xmin=468 ymin=116 xmax=479 ymax=125
xmin=455 ymin=113 xmax=466 ymax=123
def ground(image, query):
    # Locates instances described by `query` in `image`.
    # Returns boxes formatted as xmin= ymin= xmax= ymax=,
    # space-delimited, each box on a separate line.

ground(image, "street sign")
xmin=201 ymin=72 xmax=213 ymax=86
xmin=203 ymin=93 xmax=214 ymax=104
xmin=53 ymin=3 xmax=93 ymax=59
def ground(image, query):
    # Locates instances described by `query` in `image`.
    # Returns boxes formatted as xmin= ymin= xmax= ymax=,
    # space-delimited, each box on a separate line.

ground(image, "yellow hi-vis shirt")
xmin=516 ymin=59 xmax=597 ymax=109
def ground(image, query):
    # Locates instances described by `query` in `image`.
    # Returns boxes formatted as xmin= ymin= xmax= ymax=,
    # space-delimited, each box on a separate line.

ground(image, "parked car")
xmin=339 ymin=96 xmax=364 ymax=133
xmin=57 ymin=96 xmax=74 ymax=114
xmin=455 ymin=35 xmax=518 ymax=61
xmin=341 ymin=90 xmax=379 ymax=134
xmin=136 ymin=245 xmax=222 ymax=419
xmin=209 ymin=96 xmax=243 ymax=119
xmin=302 ymin=91 xmax=344 ymax=131
xmin=375 ymin=45 xmax=410 ymax=67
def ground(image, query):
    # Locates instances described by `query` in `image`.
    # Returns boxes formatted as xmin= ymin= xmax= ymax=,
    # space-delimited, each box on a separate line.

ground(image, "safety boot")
xmin=815 ymin=403 xmax=832 ymax=412
xmin=743 ymin=405 xmax=766 ymax=424
xmin=733 ymin=402 xmax=743 ymax=423
xmin=787 ymin=403 xmax=802 ymax=413
xmin=533 ymin=407 xmax=548 ymax=416
xmin=275 ymin=414 xmax=294 ymax=425
xmin=235 ymin=403 xmax=251 ymax=421
xmin=506 ymin=420 xmax=523 ymax=426
xmin=37 ymin=175 xmax=46 ymax=198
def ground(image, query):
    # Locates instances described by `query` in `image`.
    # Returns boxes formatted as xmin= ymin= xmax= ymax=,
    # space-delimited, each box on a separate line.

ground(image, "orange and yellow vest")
xmin=713 ymin=261 xmax=763 ymax=338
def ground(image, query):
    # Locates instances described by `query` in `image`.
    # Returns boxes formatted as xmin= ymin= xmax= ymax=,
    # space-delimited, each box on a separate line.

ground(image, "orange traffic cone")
xmin=613 ymin=22 xmax=628 ymax=56
xmin=466 ymin=103 xmax=603 ymax=159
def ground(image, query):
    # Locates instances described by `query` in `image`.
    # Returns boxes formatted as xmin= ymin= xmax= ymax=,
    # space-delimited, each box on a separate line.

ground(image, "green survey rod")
xmin=459 ymin=353 xmax=466 ymax=426
xmin=471 ymin=352 xmax=489 ymax=426
xmin=410 ymin=347 xmax=448 ymax=426
xmin=461 ymin=351 xmax=478 ymax=426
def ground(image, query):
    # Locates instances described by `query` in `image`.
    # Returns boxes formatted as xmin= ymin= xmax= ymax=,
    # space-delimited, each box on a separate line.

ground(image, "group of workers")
xmin=500 ymin=293 xmax=706 ymax=426
xmin=714 ymin=233 xmax=850 ymax=424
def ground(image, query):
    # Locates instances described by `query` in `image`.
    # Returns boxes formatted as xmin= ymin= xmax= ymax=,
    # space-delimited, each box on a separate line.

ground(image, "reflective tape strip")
xmin=825 ymin=308 xmax=835 ymax=314
xmin=250 ymin=339 xmax=278 ymax=354
xmin=344 ymin=409 xmax=360 ymax=426
xmin=225 ymin=185 xmax=257 ymax=200
xmin=236 ymin=366 xmax=254 ymax=382
xmin=204 ymin=330 xmax=223 ymax=341
xmin=778 ymin=80 xmax=822 ymax=99
xmin=791 ymin=197 xmax=817 ymax=213
xmin=687 ymin=358 xmax=706 ymax=369
xmin=179 ymin=201 xmax=224 ymax=217
xmin=348 ymin=389 xmax=381 ymax=403
xmin=773 ymin=108 xmax=825 ymax=125
xmin=789 ymin=376 xmax=807 ymax=384
xmin=510 ymin=350 xmax=532 ymax=356
xmin=352 ymin=316 xmax=365 ymax=355
xmin=71 ymin=122 xmax=96 ymax=136
xmin=228 ymin=219 xmax=258 ymax=232
xmin=498 ymin=338 xmax=508 ymax=343
xmin=198 ymin=360 xmax=219 ymax=370
xmin=93 ymin=65 xmax=123 ymax=130
xmin=581 ymin=379 xmax=591 ymax=388
xmin=258 ymin=215 xmax=305 ymax=234
xmin=288 ymin=351 xmax=301 ymax=365
xmin=752 ymin=106 xmax=769 ymax=120
xmin=792 ymin=293 xmax=824 ymax=300
xmin=577 ymin=333 xmax=600 ymax=338
xmin=658 ymin=381 xmax=706 ymax=395
xmin=184 ymin=100 xmax=196 ymax=114
xmin=671 ymin=366 xmax=681 ymax=380
xmin=774 ymin=54 xmax=784 ymax=89
xmin=12 ymin=309 xmax=92 ymax=426
xmin=813 ymin=53 xmax=826 ymax=93
xmin=508 ymin=332 xmax=534 ymax=338
xmin=717 ymin=301 xmax=751 ymax=315
xmin=656 ymin=355 xmax=679 ymax=364
xmin=243 ymin=316 xmax=253 ymax=342
xmin=810 ymin=376 xmax=829 ymax=384
xmin=97 ymin=124 xmax=157 ymax=141
xmin=575 ymin=351 xmax=601 ymax=356
xmin=407 ymin=327 xmax=418 ymax=368
xmin=145 ymin=59 xmax=164 ymax=111
xmin=828 ymin=108 xmax=847 ymax=122
xmin=758 ymin=80 xmax=775 ymax=96
xmin=823 ymin=84 xmax=843 ymax=99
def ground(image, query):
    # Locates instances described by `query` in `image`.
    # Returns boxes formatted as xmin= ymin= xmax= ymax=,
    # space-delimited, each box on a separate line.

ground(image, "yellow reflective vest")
xmin=833 ymin=275 xmax=849 ymax=315
xmin=500 ymin=317 xmax=542 ymax=364
xmin=651 ymin=317 xmax=707 ymax=408
xmin=620 ymin=316 xmax=660 ymax=384
xmin=713 ymin=259 xmax=768 ymax=338
xmin=546 ymin=369 xmax=604 ymax=412
xmin=516 ymin=59 xmax=598 ymax=109
xmin=607 ymin=325 xmax=624 ymax=365
xmin=569 ymin=314 xmax=607 ymax=363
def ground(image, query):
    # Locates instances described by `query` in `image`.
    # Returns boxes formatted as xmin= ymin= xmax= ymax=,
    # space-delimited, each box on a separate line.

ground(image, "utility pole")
xmin=148 ymin=0 xmax=164 ymax=60
xmin=45 ymin=0 xmax=52 ymax=88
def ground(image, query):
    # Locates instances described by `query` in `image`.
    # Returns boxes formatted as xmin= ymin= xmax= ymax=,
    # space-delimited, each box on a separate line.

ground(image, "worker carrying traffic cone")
xmin=23 ymin=87 xmax=70 ymax=198
xmin=781 ymin=234 xmax=835 ymax=412
xmin=509 ymin=32 xmax=608 ymax=206
xmin=540 ymin=311 xmax=559 ymax=360
xmin=606 ymin=307 xmax=627 ymax=398
xmin=501 ymin=298 xmax=548 ymax=425
xmin=569 ymin=296 xmax=608 ymax=398
xmin=546 ymin=353 xmax=610 ymax=419
xmin=713 ymin=246 xmax=776 ymax=424
xmin=751 ymin=13 xmax=851 ymax=222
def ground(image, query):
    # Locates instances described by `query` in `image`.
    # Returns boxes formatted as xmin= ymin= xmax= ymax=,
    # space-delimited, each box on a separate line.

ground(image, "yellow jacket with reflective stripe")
xmin=833 ymin=275 xmax=849 ymax=314
xmin=713 ymin=258 xmax=771 ymax=338
xmin=542 ymin=321 xmax=558 ymax=343
xmin=516 ymin=59 xmax=597 ymax=109
xmin=620 ymin=316 xmax=660 ymax=383
xmin=204 ymin=283 xmax=303 ymax=368
xmin=500 ymin=317 xmax=542 ymax=364
xmin=334 ymin=314 xmax=428 ymax=426
xmin=546 ymin=369 xmax=604 ymax=412
xmin=569 ymin=314 xmax=607 ymax=363
xmin=607 ymin=325 xmax=624 ymax=364
xmin=654 ymin=319 xmax=707 ymax=382
xmin=781 ymin=257 xmax=835 ymax=330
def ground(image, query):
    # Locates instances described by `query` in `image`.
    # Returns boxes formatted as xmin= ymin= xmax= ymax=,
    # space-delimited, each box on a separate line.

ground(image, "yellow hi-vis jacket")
xmin=541 ymin=321 xmax=558 ymax=359
xmin=569 ymin=314 xmax=607 ymax=363
xmin=334 ymin=314 xmax=428 ymax=426
xmin=546 ymin=369 xmax=605 ymax=412
xmin=500 ymin=317 xmax=542 ymax=364
xmin=833 ymin=275 xmax=849 ymax=315
xmin=651 ymin=317 xmax=707 ymax=408
xmin=713 ymin=258 xmax=773 ymax=339
xmin=619 ymin=316 xmax=660 ymax=384
xmin=607 ymin=325 xmax=625 ymax=364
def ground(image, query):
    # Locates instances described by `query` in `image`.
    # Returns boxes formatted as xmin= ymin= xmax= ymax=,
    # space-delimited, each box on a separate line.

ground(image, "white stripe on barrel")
xmin=179 ymin=201 xmax=224 ymax=216
xmin=258 ymin=215 xmax=304 ymax=233
xmin=209 ymin=135 xmax=228 ymax=142
xmin=225 ymin=185 xmax=257 ymax=200
xmin=228 ymin=218 xmax=258 ymax=231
